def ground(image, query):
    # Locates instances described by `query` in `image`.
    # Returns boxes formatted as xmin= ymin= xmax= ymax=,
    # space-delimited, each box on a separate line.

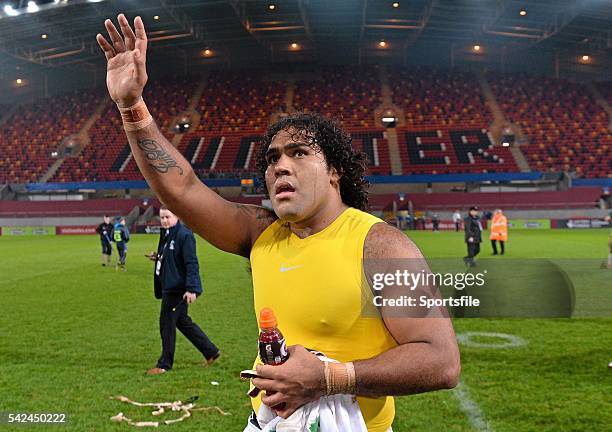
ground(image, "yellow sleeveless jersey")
xmin=250 ymin=207 xmax=398 ymax=431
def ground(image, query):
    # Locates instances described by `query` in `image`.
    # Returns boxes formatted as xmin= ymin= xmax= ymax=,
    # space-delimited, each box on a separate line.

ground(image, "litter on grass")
xmin=109 ymin=395 xmax=230 ymax=427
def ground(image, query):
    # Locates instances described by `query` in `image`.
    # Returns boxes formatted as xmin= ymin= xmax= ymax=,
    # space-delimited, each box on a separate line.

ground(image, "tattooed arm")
xmin=130 ymin=124 xmax=276 ymax=256
xmin=97 ymin=15 xmax=275 ymax=256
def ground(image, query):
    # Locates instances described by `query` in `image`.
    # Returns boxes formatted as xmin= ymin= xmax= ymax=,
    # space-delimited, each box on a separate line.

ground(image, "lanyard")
xmin=156 ymin=230 xmax=172 ymax=276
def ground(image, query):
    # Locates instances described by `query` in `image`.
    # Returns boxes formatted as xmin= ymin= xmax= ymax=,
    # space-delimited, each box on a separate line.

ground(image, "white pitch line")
xmin=453 ymin=382 xmax=493 ymax=432
xmin=456 ymin=332 xmax=527 ymax=349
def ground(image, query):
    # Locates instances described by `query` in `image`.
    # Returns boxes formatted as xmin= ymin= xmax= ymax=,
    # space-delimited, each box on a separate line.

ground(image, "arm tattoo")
xmin=137 ymin=139 xmax=184 ymax=175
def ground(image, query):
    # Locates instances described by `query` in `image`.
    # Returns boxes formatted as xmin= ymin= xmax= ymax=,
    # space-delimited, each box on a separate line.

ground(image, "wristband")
xmin=118 ymin=98 xmax=153 ymax=131
xmin=324 ymin=362 xmax=356 ymax=395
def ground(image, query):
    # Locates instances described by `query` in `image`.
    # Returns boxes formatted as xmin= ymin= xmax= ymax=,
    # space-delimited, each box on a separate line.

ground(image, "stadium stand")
xmin=487 ymin=72 xmax=611 ymax=178
xmin=389 ymin=67 xmax=517 ymax=174
xmin=293 ymin=66 xmax=391 ymax=174
xmin=293 ymin=66 xmax=382 ymax=129
xmin=0 ymin=89 xmax=102 ymax=183
xmin=180 ymin=71 xmax=286 ymax=177
xmin=195 ymin=70 xmax=286 ymax=133
xmin=395 ymin=127 xmax=517 ymax=174
xmin=390 ymin=67 xmax=493 ymax=129
xmin=350 ymin=130 xmax=392 ymax=176
xmin=0 ymin=69 xmax=610 ymax=183
xmin=52 ymin=76 xmax=199 ymax=182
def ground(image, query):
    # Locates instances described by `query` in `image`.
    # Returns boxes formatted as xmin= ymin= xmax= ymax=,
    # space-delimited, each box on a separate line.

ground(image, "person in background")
xmin=483 ymin=210 xmax=493 ymax=222
xmin=417 ymin=215 xmax=426 ymax=230
xmin=432 ymin=214 xmax=440 ymax=232
xmin=96 ymin=215 xmax=113 ymax=266
xmin=599 ymin=187 xmax=610 ymax=209
xmin=452 ymin=210 xmax=462 ymax=232
xmin=489 ymin=209 xmax=508 ymax=255
xmin=406 ymin=213 xmax=413 ymax=231
xmin=463 ymin=207 xmax=482 ymax=267
xmin=606 ymin=213 xmax=611 ymax=269
xmin=145 ymin=206 xmax=220 ymax=375
xmin=113 ymin=216 xmax=130 ymax=271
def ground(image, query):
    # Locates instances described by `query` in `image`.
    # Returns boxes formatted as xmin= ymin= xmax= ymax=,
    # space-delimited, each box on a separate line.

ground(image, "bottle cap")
xmin=259 ymin=307 xmax=277 ymax=329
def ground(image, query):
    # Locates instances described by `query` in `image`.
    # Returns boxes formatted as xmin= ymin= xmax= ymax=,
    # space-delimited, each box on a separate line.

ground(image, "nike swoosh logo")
xmin=280 ymin=265 xmax=302 ymax=273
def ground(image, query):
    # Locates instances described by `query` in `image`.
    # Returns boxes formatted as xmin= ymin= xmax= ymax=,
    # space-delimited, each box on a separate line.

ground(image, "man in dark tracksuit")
xmin=113 ymin=217 xmax=130 ymax=271
xmin=463 ymin=206 xmax=483 ymax=267
xmin=146 ymin=207 xmax=220 ymax=375
xmin=96 ymin=215 xmax=113 ymax=266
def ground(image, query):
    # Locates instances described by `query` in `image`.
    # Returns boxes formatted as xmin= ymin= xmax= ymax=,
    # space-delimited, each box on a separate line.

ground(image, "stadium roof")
xmin=0 ymin=0 xmax=610 ymax=87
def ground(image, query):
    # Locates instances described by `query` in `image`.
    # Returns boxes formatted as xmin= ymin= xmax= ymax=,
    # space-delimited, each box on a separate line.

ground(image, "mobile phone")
xmin=247 ymin=386 xmax=261 ymax=398
xmin=240 ymin=369 xmax=260 ymax=380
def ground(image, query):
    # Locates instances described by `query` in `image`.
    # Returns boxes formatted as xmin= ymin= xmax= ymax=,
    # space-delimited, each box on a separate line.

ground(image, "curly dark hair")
xmin=255 ymin=112 xmax=369 ymax=211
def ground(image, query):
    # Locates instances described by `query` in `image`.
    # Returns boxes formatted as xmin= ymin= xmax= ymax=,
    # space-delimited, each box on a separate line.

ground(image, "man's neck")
xmin=289 ymin=202 xmax=349 ymax=239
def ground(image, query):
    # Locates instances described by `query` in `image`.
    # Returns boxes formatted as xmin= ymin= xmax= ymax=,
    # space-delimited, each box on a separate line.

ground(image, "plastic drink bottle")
xmin=258 ymin=307 xmax=289 ymax=365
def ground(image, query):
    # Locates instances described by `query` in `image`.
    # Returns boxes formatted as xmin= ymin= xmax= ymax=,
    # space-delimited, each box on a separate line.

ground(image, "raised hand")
xmin=96 ymin=14 xmax=148 ymax=108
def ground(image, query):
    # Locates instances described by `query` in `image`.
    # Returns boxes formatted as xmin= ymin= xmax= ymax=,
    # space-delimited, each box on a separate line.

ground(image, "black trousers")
xmin=491 ymin=240 xmax=505 ymax=254
xmin=101 ymin=239 xmax=112 ymax=255
xmin=455 ymin=222 xmax=461 ymax=232
xmin=464 ymin=242 xmax=481 ymax=266
xmin=157 ymin=292 xmax=219 ymax=370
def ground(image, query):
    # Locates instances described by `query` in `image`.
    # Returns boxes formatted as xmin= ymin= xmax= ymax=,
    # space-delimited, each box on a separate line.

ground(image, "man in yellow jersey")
xmin=97 ymin=15 xmax=460 ymax=431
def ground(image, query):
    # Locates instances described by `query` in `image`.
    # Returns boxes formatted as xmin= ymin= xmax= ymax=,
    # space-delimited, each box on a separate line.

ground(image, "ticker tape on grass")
xmin=109 ymin=395 xmax=230 ymax=427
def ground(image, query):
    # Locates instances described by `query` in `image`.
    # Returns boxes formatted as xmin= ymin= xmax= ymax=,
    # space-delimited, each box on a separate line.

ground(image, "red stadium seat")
xmin=487 ymin=72 xmax=611 ymax=178
xmin=1 ymin=68 xmax=609 ymax=183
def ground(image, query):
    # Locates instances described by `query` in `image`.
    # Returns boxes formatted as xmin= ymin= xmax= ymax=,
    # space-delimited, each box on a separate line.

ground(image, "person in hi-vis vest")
xmin=489 ymin=209 xmax=508 ymax=255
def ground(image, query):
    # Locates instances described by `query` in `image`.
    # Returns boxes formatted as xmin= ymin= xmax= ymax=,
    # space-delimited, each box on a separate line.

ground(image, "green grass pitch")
xmin=0 ymin=229 xmax=610 ymax=431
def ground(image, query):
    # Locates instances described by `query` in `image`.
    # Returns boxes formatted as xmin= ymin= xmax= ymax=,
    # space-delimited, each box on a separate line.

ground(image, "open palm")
xmin=96 ymin=14 xmax=148 ymax=108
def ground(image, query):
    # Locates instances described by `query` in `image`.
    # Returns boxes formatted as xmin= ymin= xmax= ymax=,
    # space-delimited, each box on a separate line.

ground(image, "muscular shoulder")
xmin=364 ymin=222 xmax=424 ymax=260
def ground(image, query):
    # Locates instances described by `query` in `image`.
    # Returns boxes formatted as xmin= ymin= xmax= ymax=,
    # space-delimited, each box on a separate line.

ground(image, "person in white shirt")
xmin=452 ymin=210 xmax=462 ymax=232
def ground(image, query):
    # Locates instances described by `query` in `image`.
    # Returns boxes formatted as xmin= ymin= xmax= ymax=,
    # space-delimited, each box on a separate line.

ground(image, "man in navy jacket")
xmin=95 ymin=215 xmax=113 ymax=266
xmin=146 ymin=206 xmax=220 ymax=375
